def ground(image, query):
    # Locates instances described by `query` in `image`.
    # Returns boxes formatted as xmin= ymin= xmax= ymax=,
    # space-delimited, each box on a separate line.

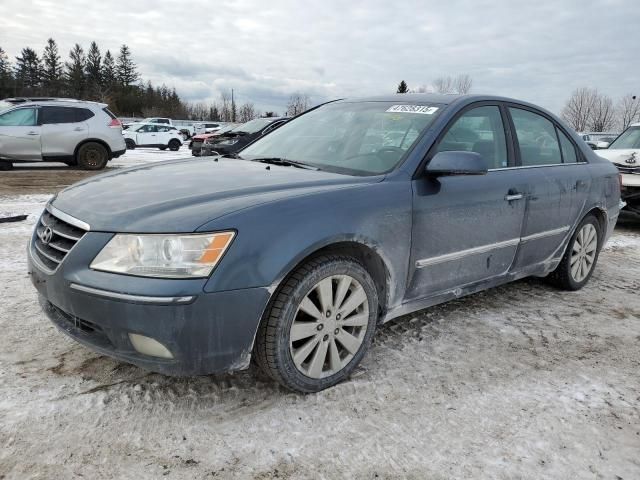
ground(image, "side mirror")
xmin=425 ymin=151 xmax=488 ymax=176
xmin=596 ymin=141 xmax=610 ymax=149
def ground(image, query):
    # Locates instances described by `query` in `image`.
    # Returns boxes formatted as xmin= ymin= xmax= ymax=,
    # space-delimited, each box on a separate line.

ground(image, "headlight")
xmin=90 ymin=232 xmax=235 ymax=278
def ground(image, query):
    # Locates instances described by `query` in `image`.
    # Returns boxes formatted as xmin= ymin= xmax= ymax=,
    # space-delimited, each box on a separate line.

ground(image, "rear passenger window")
xmin=75 ymin=108 xmax=94 ymax=122
xmin=41 ymin=107 xmax=78 ymax=124
xmin=557 ymin=128 xmax=578 ymax=163
xmin=435 ymin=105 xmax=508 ymax=169
xmin=509 ymin=108 xmax=562 ymax=166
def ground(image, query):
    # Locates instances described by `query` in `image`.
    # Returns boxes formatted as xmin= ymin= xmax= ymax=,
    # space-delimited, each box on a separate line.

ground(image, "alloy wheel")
xmin=570 ymin=223 xmax=598 ymax=282
xmin=289 ymin=275 xmax=369 ymax=379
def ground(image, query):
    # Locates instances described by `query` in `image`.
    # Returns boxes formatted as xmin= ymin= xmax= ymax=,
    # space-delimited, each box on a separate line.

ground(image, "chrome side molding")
xmin=70 ymin=283 xmax=195 ymax=304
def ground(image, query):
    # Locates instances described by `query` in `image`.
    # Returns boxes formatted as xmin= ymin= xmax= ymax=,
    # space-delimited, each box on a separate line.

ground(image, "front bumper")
xmin=28 ymin=238 xmax=270 ymax=376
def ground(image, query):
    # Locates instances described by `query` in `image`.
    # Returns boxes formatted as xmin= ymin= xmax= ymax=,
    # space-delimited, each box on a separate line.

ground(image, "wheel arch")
xmin=269 ymin=237 xmax=393 ymax=320
xmin=74 ymin=138 xmax=113 ymax=160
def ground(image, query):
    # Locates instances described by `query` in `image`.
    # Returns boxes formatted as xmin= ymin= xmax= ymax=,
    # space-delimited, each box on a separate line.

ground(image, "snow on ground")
xmin=0 ymin=182 xmax=639 ymax=478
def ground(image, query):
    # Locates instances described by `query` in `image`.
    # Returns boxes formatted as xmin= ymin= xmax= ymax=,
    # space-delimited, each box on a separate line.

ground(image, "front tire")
xmin=125 ymin=139 xmax=136 ymax=150
xmin=254 ymin=255 xmax=378 ymax=393
xmin=168 ymin=139 xmax=181 ymax=151
xmin=76 ymin=142 xmax=108 ymax=170
xmin=547 ymin=214 xmax=601 ymax=291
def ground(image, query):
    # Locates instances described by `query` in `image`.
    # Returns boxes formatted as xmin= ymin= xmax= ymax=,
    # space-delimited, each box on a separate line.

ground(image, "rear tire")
xmin=76 ymin=142 xmax=108 ymax=170
xmin=547 ymin=214 xmax=601 ymax=291
xmin=168 ymin=140 xmax=181 ymax=151
xmin=125 ymin=139 xmax=136 ymax=150
xmin=254 ymin=255 xmax=378 ymax=393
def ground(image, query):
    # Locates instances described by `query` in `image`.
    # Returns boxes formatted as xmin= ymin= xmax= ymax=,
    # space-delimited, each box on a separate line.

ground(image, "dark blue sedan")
xmin=29 ymin=94 xmax=622 ymax=392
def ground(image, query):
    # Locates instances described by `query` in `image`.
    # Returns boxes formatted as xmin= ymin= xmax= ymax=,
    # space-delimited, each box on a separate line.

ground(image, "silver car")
xmin=0 ymin=98 xmax=126 ymax=170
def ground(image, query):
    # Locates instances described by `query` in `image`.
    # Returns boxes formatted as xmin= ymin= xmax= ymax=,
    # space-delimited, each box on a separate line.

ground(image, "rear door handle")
xmin=504 ymin=193 xmax=524 ymax=201
xmin=73 ymin=127 xmax=84 ymax=132
xmin=26 ymin=131 xmax=39 ymax=136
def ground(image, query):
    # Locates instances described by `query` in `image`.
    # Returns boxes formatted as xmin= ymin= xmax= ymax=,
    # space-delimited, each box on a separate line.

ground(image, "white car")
xmin=596 ymin=122 xmax=640 ymax=216
xmin=123 ymin=123 xmax=183 ymax=151
xmin=193 ymin=122 xmax=221 ymax=135
xmin=143 ymin=117 xmax=173 ymax=126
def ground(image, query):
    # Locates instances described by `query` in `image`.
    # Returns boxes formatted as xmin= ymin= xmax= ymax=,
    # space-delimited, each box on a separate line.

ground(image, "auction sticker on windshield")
xmin=385 ymin=105 xmax=439 ymax=114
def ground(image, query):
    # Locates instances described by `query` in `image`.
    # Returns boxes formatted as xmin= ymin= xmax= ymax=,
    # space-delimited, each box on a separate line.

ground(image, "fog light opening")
xmin=128 ymin=333 xmax=174 ymax=359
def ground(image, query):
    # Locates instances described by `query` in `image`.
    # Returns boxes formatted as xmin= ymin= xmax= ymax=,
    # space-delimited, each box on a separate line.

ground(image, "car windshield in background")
xmin=232 ymin=118 xmax=275 ymax=134
xmin=240 ymin=102 xmax=442 ymax=175
xmin=609 ymin=126 xmax=640 ymax=149
xmin=0 ymin=101 xmax=12 ymax=113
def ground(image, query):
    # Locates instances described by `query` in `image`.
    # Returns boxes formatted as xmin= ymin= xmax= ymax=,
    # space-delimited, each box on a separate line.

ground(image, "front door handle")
xmin=504 ymin=193 xmax=524 ymax=201
xmin=73 ymin=127 xmax=84 ymax=132
xmin=26 ymin=131 xmax=39 ymax=136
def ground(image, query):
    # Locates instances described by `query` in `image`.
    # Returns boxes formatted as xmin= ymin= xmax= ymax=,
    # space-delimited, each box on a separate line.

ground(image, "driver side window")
xmin=435 ymin=106 xmax=508 ymax=169
xmin=0 ymin=108 xmax=37 ymax=127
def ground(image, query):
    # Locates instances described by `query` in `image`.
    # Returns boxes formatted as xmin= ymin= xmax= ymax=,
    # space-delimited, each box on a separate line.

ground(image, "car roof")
xmin=2 ymin=97 xmax=107 ymax=108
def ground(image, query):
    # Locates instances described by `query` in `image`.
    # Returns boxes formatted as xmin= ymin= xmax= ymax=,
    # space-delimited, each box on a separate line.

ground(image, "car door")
xmin=136 ymin=124 xmax=158 ymax=146
xmin=156 ymin=125 xmax=172 ymax=145
xmin=506 ymin=106 xmax=591 ymax=269
xmin=406 ymin=104 xmax=527 ymax=301
xmin=40 ymin=106 xmax=90 ymax=158
xmin=0 ymin=107 xmax=42 ymax=161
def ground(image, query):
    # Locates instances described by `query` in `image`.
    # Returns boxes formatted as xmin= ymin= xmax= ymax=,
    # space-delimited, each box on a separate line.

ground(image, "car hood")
xmin=596 ymin=148 xmax=640 ymax=167
xmin=51 ymin=158 xmax=379 ymax=232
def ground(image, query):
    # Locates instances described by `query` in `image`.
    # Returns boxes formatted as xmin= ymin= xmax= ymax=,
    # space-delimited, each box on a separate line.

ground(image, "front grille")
xmin=42 ymin=299 xmax=113 ymax=349
xmin=33 ymin=209 xmax=87 ymax=271
xmin=616 ymin=164 xmax=640 ymax=174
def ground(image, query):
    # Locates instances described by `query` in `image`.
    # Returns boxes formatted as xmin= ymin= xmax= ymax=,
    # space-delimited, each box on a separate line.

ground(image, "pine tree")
xmin=85 ymin=41 xmax=102 ymax=98
xmin=0 ymin=47 xmax=13 ymax=98
xmin=42 ymin=38 xmax=62 ymax=96
xmin=116 ymin=44 xmax=138 ymax=87
xmin=397 ymin=80 xmax=408 ymax=94
xmin=14 ymin=47 xmax=42 ymax=94
xmin=101 ymin=50 xmax=116 ymax=92
xmin=65 ymin=44 xmax=86 ymax=98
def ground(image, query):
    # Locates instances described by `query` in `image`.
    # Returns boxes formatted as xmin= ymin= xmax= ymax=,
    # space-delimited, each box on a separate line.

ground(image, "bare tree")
xmin=561 ymin=87 xmax=598 ymax=132
xmin=590 ymin=93 xmax=616 ymax=132
xmin=286 ymin=93 xmax=310 ymax=117
xmin=220 ymin=91 xmax=232 ymax=122
xmin=453 ymin=74 xmax=473 ymax=94
xmin=617 ymin=94 xmax=640 ymax=130
xmin=433 ymin=76 xmax=454 ymax=94
xmin=433 ymin=74 xmax=472 ymax=94
xmin=238 ymin=102 xmax=259 ymax=122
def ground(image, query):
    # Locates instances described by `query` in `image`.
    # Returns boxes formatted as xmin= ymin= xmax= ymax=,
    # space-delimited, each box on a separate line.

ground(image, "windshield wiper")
xmin=251 ymin=157 xmax=320 ymax=170
xmin=221 ymin=153 xmax=242 ymax=159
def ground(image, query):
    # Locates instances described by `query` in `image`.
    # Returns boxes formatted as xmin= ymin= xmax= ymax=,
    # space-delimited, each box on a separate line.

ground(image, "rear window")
xmin=102 ymin=108 xmax=117 ymax=120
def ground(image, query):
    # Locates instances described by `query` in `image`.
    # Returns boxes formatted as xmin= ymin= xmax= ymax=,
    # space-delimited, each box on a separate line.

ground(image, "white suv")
xmin=122 ymin=123 xmax=183 ymax=151
xmin=0 ymin=97 xmax=126 ymax=170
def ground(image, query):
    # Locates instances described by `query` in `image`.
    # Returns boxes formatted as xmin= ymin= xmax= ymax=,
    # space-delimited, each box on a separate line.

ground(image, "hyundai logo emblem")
xmin=39 ymin=226 xmax=54 ymax=245
xmin=625 ymin=152 xmax=637 ymax=165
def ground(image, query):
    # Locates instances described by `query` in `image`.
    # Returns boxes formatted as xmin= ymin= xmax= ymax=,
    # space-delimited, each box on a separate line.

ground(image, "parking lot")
xmin=1 ymin=150 xmax=639 ymax=479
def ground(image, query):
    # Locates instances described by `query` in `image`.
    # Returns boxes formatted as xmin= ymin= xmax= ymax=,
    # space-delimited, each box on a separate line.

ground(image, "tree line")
xmin=0 ymin=39 xmax=288 ymax=122
xmin=562 ymin=88 xmax=639 ymax=133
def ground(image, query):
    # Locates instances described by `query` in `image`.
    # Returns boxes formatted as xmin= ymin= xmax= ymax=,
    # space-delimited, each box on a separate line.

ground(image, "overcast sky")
xmin=1 ymin=0 xmax=638 ymax=114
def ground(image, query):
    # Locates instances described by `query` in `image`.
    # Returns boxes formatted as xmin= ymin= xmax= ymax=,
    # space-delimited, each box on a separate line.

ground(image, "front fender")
xmin=200 ymin=179 xmax=413 ymax=309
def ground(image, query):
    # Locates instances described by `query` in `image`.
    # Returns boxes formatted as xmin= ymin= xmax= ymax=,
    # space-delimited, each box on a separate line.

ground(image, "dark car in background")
xmin=189 ymin=124 xmax=239 ymax=156
xmin=200 ymin=117 xmax=288 ymax=156
xmin=29 ymin=94 xmax=621 ymax=393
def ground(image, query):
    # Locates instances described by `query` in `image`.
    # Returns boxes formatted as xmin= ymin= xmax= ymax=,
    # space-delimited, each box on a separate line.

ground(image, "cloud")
xmin=1 ymin=0 xmax=639 ymax=114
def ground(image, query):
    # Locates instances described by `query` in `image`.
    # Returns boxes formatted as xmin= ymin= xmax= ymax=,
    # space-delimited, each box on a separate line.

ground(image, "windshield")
xmin=608 ymin=126 xmax=640 ymax=149
xmin=240 ymin=101 xmax=442 ymax=175
xmin=232 ymin=118 xmax=276 ymax=134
